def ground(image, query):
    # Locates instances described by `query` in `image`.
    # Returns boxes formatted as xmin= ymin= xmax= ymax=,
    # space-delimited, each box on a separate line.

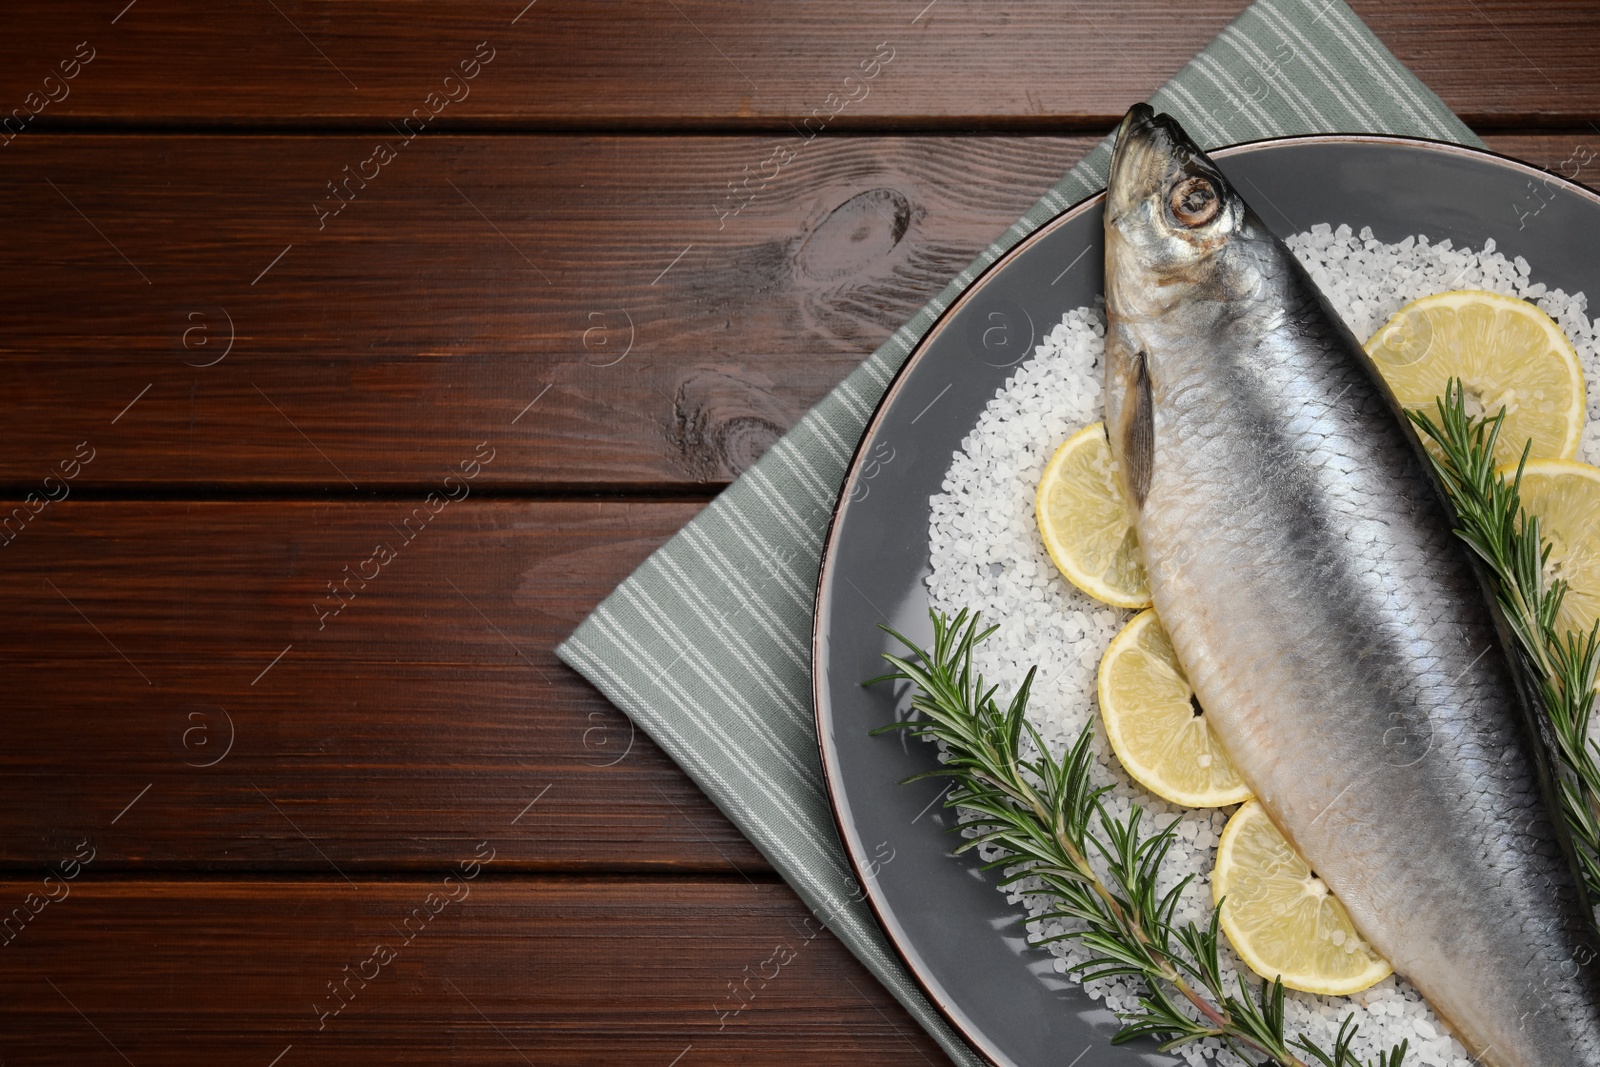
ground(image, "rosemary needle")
xmin=1410 ymin=379 xmax=1600 ymax=902
xmin=869 ymin=609 xmax=1406 ymax=1066
xmin=867 ymin=380 xmax=1600 ymax=1065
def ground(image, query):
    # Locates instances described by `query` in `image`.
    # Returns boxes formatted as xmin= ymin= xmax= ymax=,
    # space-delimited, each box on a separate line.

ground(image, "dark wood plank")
xmin=1482 ymin=132 xmax=1600 ymax=173
xmin=7 ymin=10 xmax=1589 ymax=1064
xmin=0 ymin=877 xmax=944 ymax=1063
xmin=0 ymin=137 xmax=1589 ymax=866
xmin=1 ymin=1 xmax=1597 ymax=130
xmin=0 ymin=134 xmax=1589 ymax=491
xmin=0 ymin=499 xmax=776 ymax=874
xmin=0 ymin=133 xmax=1088 ymax=489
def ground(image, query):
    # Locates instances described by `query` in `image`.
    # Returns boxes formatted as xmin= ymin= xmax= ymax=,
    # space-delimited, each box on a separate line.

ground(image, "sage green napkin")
xmin=558 ymin=2 xmax=1479 ymax=1061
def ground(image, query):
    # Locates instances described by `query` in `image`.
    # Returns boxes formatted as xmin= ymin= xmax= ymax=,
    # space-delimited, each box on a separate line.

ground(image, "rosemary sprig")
xmin=868 ymin=610 xmax=1406 ymax=1067
xmin=1408 ymin=380 xmax=1600 ymax=900
xmin=866 ymin=381 xmax=1599 ymax=1063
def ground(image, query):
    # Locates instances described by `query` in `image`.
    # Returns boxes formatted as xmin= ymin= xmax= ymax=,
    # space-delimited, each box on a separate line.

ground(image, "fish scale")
xmin=1104 ymin=103 xmax=1600 ymax=1065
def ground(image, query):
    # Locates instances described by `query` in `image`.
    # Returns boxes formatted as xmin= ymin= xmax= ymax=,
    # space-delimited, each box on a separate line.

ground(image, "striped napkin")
xmin=558 ymin=2 xmax=1479 ymax=1061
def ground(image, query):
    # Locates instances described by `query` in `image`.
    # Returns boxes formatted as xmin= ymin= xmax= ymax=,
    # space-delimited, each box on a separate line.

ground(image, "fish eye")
xmin=1169 ymin=176 xmax=1220 ymax=227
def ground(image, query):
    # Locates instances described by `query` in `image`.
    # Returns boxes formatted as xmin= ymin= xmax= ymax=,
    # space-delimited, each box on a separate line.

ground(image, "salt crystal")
xmin=922 ymin=225 xmax=1596 ymax=1067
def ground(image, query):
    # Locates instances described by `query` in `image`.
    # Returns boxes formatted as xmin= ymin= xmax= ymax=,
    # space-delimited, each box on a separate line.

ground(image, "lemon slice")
xmin=1213 ymin=800 xmax=1391 ymax=996
xmin=1506 ymin=458 xmax=1600 ymax=643
xmin=1096 ymin=610 xmax=1251 ymax=807
xmin=1364 ymin=290 xmax=1584 ymax=466
xmin=1036 ymin=422 xmax=1150 ymax=608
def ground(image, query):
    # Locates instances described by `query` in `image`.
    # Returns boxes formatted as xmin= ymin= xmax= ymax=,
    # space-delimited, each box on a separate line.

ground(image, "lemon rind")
xmin=1213 ymin=801 xmax=1393 ymax=997
xmin=1365 ymin=289 xmax=1585 ymax=462
xmin=1035 ymin=422 xmax=1153 ymax=610
xmin=1097 ymin=610 xmax=1254 ymax=809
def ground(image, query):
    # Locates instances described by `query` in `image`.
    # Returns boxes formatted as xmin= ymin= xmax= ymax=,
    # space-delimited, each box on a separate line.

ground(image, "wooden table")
xmin=1 ymin=2 xmax=1595 ymax=1063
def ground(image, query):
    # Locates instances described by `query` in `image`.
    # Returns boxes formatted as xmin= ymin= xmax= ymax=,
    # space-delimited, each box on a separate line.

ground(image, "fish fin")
xmin=1121 ymin=349 xmax=1154 ymax=507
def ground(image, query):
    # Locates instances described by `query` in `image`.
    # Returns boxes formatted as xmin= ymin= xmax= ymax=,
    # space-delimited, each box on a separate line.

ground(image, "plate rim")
xmin=809 ymin=130 xmax=1600 ymax=1066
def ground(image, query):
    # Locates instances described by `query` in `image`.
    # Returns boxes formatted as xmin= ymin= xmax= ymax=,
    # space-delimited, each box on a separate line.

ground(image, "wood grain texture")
xmin=0 ymin=500 xmax=776 ymax=874
xmin=0 ymin=878 xmax=945 ymax=1064
xmin=0 ymin=134 xmax=1586 ymax=492
xmin=1 ymin=1 xmax=1597 ymax=130
xmin=0 ymin=134 xmax=1588 ymax=873
xmin=1482 ymin=132 xmax=1600 ymax=173
xmin=0 ymin=133 xmax=1088 ymax=490
xmin=3 ymin=1 xmax=1599 ymax=1057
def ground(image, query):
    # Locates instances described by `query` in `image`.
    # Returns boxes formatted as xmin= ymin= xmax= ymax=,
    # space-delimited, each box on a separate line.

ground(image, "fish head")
xmin=1101 ymin=105 xmax=1280 ymax=510
xmin=1104 ymin=103 xmax=1251 ymax=320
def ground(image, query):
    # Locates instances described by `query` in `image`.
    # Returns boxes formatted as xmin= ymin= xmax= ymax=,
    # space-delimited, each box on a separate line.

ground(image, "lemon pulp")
xmin=1096 ymin=610 xmax=1251 ymax=808
xmin=1035 ymin=422 xmax=1150 ymax=608
xmin=1364 ymin=289 xmax=1584 ymax=465
xmin=1509 ymin=458 xmax=1600 ymax=644
xmin=1213 ymin=800 xmax=1392 ymax=996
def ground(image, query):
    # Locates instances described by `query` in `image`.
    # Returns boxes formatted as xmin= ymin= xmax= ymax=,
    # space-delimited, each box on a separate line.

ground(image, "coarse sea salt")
xmin=924 ymin=224 xmax=1600 ymax=1067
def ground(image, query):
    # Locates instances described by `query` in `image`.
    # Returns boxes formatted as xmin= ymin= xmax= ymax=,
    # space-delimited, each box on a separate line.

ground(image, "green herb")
xmin=867 ymin=382 xmax=1600 ymax=1064
xmin=869 ymin=610 xmax=1406 ymax=1067
xmin=1409 ymin=380 xmax=1600 ymax=900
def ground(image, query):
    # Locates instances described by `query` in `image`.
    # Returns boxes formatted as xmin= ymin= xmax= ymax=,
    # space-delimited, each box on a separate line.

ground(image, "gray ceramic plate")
xmin=812 ymin=134 xmax=1600 ymax=1066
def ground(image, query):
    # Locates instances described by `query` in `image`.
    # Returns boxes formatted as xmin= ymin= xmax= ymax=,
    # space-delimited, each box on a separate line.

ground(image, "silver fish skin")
xmin=1102 ymin=103 xmax=1600 ymax=1066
